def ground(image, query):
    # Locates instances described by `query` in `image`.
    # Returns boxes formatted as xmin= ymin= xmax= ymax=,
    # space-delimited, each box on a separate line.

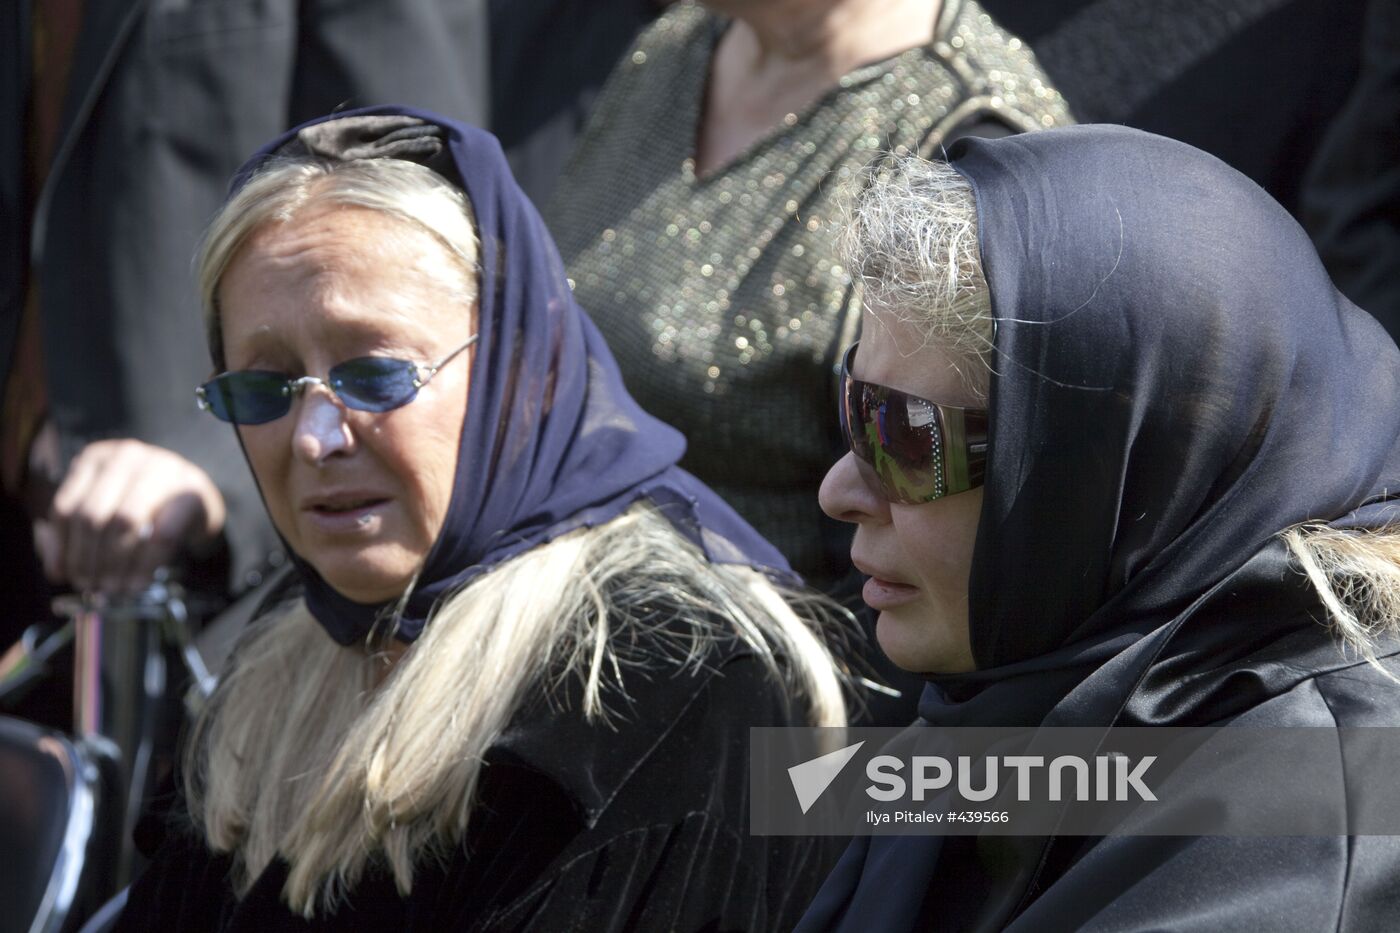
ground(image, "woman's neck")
xmin=697 ymin=0 xmax=944 ymax=176
xmin=717 ymin=0 xmax=942 ymax=76
xmin=373 ymin=637 xmax=410 ymax=686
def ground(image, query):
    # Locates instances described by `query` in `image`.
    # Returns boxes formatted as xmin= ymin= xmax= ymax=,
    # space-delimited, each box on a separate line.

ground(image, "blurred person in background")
xmin=1301 ymin=0 xmax=1400 ymax=337
xmin=544 ymin=0 xmax=1072 ymax=722
xmin=488 ymin=0 xmax=665 ymax=204
xmin=0 ymin=2 xmax=488 ymax=722
xmin=979 ymin=0 xmax=1400 ymax=338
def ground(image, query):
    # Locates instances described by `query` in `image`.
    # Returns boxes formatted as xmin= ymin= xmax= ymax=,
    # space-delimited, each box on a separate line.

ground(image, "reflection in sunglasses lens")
xmin=331 ymin=357 xmax=419 ymax=410
xmin=846 ymin=380 xmax=945 ymax=504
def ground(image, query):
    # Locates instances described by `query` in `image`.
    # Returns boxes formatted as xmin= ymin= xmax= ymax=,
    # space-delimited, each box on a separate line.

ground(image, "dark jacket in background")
xmin=1302 ymin=0 xmax=1400 ymax=337
xmin=977 ymin=0 xmax=1400 ymax=337
xmin=977 ymin=0 xmax=1366 ymax=218
xmin=488 ymin=0 xmax=661 ymax=206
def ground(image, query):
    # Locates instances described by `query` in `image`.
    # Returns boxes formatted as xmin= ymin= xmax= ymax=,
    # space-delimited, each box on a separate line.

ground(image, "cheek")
xmin=237 ymin=426 xmax=294 ymax=521
xmin=397 ymin=424 xmax=460 ymax=524
xmin=902 ymin=539 xmax=969 ymax=608
xmin=376 ymin=384 xmax=467 ymax=539
xmin=896 ymin=490 xmax=983 ymax=604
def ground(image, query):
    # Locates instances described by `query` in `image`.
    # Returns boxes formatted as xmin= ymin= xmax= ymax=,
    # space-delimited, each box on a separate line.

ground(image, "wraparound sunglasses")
xmin=839 ymin=341 xmax=989 ymax=504
xmin=195 ymin=334 xmax=478 ymax=425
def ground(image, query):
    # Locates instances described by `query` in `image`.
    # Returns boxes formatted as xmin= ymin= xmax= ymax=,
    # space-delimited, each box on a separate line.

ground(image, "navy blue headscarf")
xmin=799 ymin=125 xmax=1400 ymax=931
xmin=222 ymin=107 xmax=792 ymax=644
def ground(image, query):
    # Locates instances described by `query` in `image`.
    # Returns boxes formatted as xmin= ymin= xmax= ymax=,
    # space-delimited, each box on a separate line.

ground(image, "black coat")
xmin=116 ymin=638 xmax=840 ymax=931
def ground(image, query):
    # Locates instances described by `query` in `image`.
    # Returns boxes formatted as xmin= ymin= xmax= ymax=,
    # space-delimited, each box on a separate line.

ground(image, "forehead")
xmin=218 ymin=205 xmax=474 ymax=350
xmin=856 ymin=307 xmax=986 ymax=409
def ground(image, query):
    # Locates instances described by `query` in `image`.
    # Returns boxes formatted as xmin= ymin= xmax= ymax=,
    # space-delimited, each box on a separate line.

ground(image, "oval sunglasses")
xmin=195 ymin=334 xmax=478 ymax=425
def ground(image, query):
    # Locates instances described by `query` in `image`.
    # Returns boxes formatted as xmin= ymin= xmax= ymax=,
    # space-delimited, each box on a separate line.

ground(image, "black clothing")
xmin=798 ymin=125 xmax=1400 ymax=931
xmin=977 ymin=0 xmax=1367 ymax=220
xmin=975 ymin=0 xmax=1400 ymax=337
xmin=1302 ymin=0 xmax=1400 ymax=338
xmin=956 ymin=127 xmax=1398 ymax=684
xmin=115 ymin=105 xmax=841 ymax=931
xmin=488 ymin=0 xmax=660 ymax=206
xmin=118 ymin=640 xmax=838 ymax=931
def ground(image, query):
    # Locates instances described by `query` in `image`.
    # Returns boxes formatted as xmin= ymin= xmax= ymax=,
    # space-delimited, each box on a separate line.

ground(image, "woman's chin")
xmin=876 ymin=607 xmax=975 ymax=675
xmin=305 ymin=548 xmax=419 ymax=605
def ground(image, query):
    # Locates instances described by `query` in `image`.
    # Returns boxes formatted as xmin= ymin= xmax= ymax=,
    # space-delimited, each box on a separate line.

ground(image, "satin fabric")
xmin=219 ymin=108 xmax=793 ymax=645
xmin=799 ymin=125 xmax=1400 ymax=931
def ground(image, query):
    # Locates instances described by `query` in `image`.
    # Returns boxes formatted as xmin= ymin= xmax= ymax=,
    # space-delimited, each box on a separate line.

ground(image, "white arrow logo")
xmin=788 ymin=741 xmax=866 ymax=814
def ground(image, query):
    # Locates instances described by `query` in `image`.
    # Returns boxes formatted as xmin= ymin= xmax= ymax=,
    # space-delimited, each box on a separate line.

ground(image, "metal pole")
xmin=58 ymin=588 xmax=168 ymax=890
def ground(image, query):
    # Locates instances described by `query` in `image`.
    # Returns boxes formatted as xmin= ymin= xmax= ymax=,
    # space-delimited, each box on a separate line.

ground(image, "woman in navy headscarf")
xmin=114 ymin=108 xmax=848 ymax=931
xmin=803 ymin=125 xmax=1400 ymax=930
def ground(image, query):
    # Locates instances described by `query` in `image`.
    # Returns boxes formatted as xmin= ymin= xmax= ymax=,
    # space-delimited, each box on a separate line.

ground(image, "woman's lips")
xmin=302 ymin=497 xmax=391 ymax=534
xmin=862 ymin=576 xmax=921 ymax=610
xmin=852 ymin=557 xmax=920 ymax=609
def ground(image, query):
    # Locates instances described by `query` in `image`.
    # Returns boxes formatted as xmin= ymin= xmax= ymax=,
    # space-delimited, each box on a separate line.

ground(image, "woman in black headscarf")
xmin=802 ymin=124 xmax=1400 ymax=930
xmin=113 ymin=107 xmax=848 ymax=931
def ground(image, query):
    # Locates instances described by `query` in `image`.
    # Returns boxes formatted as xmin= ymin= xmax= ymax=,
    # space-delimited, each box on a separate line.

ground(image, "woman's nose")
xmin=292 ymin=386 xmax=354 ymax=465
xmin=819 ymin=452 xmax=890 ymax=524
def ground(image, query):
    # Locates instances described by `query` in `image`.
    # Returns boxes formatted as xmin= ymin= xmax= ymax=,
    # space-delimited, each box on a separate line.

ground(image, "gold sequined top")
xmin=545 ymin=0 xmax=1072 ymax=585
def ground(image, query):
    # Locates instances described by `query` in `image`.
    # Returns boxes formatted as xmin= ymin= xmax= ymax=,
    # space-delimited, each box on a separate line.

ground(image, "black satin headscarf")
xmin=798 ymin=125 xmax=1400 ymax=932
xmin=221 ymin=107 xmax=793 ymax=645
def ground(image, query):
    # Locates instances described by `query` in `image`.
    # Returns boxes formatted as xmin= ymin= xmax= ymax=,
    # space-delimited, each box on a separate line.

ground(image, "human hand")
xmin=33 ymin=439 xmax=227 ymax=595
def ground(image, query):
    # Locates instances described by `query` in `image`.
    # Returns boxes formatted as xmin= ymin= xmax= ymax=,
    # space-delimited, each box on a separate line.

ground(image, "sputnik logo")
xmin=788 ymin=741 xmax=865 ymax=814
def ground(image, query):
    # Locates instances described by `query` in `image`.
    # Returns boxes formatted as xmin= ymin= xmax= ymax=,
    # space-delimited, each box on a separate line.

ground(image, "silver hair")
xmin=837 ymin=154 xmax=994 ymax=362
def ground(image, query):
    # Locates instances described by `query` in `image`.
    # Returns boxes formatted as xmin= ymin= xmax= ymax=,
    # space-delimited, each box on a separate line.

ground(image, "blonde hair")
xmin=1282 ymin=524 xmax=1400 ymax=675
xmin=197 ymin=156 xmax=480 ymax=370
xmin=186 ymin=505 xmax=846 ymax=917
